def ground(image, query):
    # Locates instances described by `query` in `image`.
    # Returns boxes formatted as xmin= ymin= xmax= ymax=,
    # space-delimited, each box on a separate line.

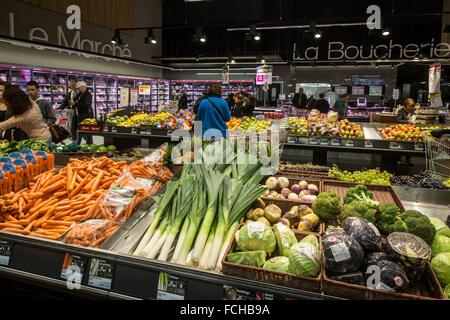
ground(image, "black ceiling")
xmin=161 ymin=0 xmax=445 ymax=63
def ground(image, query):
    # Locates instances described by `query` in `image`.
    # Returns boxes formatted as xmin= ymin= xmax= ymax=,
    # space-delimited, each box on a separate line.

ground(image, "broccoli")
xmin=344 ymin=185 xmax=380 ymax=208
xmin=376 ymin=204 xmax=405 ymax=235
xmin=400 ymin=211 xmax=436 ymax=245
xmin=340 ymin=201 xmax=377 ymax=224
xmin=312 ymin=191 xmax=341 ymax=222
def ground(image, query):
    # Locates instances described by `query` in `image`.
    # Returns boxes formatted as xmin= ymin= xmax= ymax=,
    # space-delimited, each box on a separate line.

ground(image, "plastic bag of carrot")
xmin=64 ymin=219 xmax=121 ymax=248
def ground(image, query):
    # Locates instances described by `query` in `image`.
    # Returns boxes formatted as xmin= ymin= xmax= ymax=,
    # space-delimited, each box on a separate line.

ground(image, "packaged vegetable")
xmin=64 ymin=219 xmax=121 ymax=248
xmin=226 ymin=251 xmax=267 ymax=268
xmin=263 ymin=256 xmax=290 ymax=273
xmin=236 ymin=222 xmax=276 ymax=254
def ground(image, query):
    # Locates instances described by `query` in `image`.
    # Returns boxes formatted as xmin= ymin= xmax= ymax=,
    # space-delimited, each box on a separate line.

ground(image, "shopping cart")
xmin=425 ymin=132 xmax=450 ymax=178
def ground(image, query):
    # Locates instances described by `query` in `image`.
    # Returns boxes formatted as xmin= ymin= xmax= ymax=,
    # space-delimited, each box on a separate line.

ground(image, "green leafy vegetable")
xmin=340 ymin=201 xmax=377 ymax=224
xmin=431 ymin=252 xmax=450 ymax=287
xmin=226 ymin=251 xmax=267 ymax=268
xmin=263 ymin=256 xmax=290 ymax=273
xmin=311 ymin=191 xmax=341 ymax=221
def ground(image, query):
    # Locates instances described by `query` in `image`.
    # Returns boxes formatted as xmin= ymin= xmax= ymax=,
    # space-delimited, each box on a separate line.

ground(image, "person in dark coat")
xmin=73 ymin=81 xmax=93 ymax=144
xmin=178 ymin=91 xmax=188 ymax=110
xmin=315 ymin=93 xmax=330 ymax=114
xmin=194 ymin=90 xmax=208 ymax=114
xmin=293 ymin=88 xmax=307 ymax=115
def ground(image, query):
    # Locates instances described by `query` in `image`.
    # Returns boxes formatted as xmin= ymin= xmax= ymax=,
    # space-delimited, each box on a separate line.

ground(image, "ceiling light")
xmin=382 ymin=28 xmax=391 ymax=37
xmin=254 ymin=32 xmax=261 ymax=41
xmin=111 ymin=30 xmax=123 ymax=45
xmin=145 ymin=29 xmax=157 ymax=45
xmin=314 ymin=30 xmax=322 ymax=39
xmin=229 ymin=55 xmax=236 ymax=64
xmin=200 ymin=35 xmax=207 ymax=43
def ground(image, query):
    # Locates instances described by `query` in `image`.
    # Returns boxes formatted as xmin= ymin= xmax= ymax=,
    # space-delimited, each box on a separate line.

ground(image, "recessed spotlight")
xmin=314 ymin=30 xmax=322 ymax=39
xmin=382 ymin=28 xmax=391 ymax=37
xmin=254 ymin=33 xmax=261 ymax=41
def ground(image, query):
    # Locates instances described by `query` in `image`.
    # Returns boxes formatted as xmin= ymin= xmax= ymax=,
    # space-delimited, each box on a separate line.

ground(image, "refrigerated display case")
xmin=52 ymin=73 xmax=68 ymax=109
xmin=10 ymin=67 xmax=31 ymax=91
xmin=95 ymin=76 xmax=118 ymax=116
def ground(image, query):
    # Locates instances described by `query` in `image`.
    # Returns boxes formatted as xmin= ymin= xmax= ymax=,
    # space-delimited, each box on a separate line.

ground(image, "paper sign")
xmin=139 ymin=85 xmax=151 ymax=95
xmin=120 ymin=87 xmax=130 ymax=107
xmin=130 ymin=89 xmax=138 ymax=106
xmin=429 ymin=64 xmax=441 ymax=94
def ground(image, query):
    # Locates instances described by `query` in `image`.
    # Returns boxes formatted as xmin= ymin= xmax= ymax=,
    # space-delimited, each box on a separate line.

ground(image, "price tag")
xmin=320 ymin=138 xmax=329 ymax=146
xmin=286 ymin=136 xmax=297 ymax=144
xmin=61 ymin=254 xmax=88 ymax=280
xmin=389 ymin=142 xmax=401 ymax=150
xmin=309 ymin=137 xmax=318 ymax=145
xmin=131 ymin=128 xmax=138 ymax=134
xmin=414 ymin=143 xmax=424 ymax=151
xmin=364 ymin=140 xmax=374 ymax=148
xmin=103 ymin=126 xmax=110 ymax=132
xmin=331 ymin=138 xmax=341 ymax=146
xmin=157 ymin=273 xmax=187 ymax=300
xmin=343 ymin=139 xmax=355 ymax=147
xmin=223 ymin=286 xmax=278 ymax=300
xmin=88 ymin=258 xmax=115 ymax=290
xmin=111 ymin=127 xmax=118 ymax=133
xmin=297 ymin=137 xmax=308 ymax=145
xmin=0 ymin=240 xmax=13 ymax=266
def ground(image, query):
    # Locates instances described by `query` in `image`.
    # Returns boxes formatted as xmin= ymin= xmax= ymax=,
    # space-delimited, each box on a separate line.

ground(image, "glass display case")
xmin=10 ymin=67 xmax=31 ymax=91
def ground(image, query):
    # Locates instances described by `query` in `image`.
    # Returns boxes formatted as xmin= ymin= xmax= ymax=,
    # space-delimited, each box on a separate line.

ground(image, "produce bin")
xmin=322 ymin=180 xmax=405 ymax=211
xmin=222 ymin=231 xmax=323 ymax=294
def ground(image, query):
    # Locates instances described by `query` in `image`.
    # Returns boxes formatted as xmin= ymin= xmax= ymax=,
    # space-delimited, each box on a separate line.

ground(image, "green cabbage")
xmin=226 ymin=251 xmax=267 ymax=268
xmin=236 ymin=222 xmax=276 ymax=254
xmin=445 ymin=284 xmax=450 ymax=300
xmin=289 ymin=242 xmax=321 ymax=277
xmin=431 ymin=252 xmax=450 ymax=287
xmin=273 ymin=223 xmax=298 ymax=257
xmin=431 ymin=235 xmax=450 ymax=257
xmin=301 ymin=234 xmax=320 ymax=250
xmin=263 ymin=256 xmax=290 ymax=273
xmin=429 ymin=217 xmax=450 ymax=238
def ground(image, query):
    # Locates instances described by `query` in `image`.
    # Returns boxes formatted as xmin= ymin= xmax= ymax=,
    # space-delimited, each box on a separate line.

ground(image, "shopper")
xmin=241 ymin=94 xmax=256 ymax=117
xmin=73 ymin=81 xmax=94 ymax=145
xmin=196 ymin=83 xmax=231 ymax=139
xmin=194 ymin=90 xmax=208 ymax=114
xmin=60 ymin=78 xmax=78 ymax=139
xmin=293 ymin=88 xmax=307 ymax=114
xmin=0 ymin=86 xmax=51 ymax=141
xmin=225 ymin=93 xmax=235 ymax=112
xmin=0 ymin=81 xmax=11 ymax=122
xmin=397 ymin=98 xmax=417 ymax=124
xmin=178 ymin=90 xmax=188 ymax=110
xmin=306 ymin=95 xmax=317 ymax=110
xmin=334 ymin=94 xmax=349 ymax=120
xmin=316 ymin=93 xmax=330 ymax=114
xmin=26 ymin=81 xmax=57 ymax=125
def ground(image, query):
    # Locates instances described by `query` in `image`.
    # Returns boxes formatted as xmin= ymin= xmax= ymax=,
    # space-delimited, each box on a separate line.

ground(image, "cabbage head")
xmin=273 ymin=223 xmax=298 ymax=257
xmin=445 ymin=284 xmax=450 ymax=300
xmin=226 ymin=251 xmax=267 ymax=268
xmin=431 ymin=235 xmax=450 ymax=257
xmin=263 ymin=256 xmax=290 ymax=273
xmin=429 ymin=217 xmax=450 ymax=238
xmin=289 ymin=242 xmax=321 ymax=277
xmin=431 ymin=252 xmax=450 ymax=287
xmin=236 ymin=222 xmax=276 ymax=254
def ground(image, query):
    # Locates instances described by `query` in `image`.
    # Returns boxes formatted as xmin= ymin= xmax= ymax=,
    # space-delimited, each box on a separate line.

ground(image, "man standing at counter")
xmin=334 ymin=94 xmax=349 ymax=120
xmin=293 ymin=88 xmax=307 ymax=114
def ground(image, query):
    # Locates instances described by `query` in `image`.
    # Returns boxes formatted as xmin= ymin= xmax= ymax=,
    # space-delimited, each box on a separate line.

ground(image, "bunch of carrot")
xmin=64 ymin=219 xmax=121 ymax=248
xmin=0 ymin=157 xmax=127 ymax=240
xmin=128 ymin=160 xmax=174 ymax=183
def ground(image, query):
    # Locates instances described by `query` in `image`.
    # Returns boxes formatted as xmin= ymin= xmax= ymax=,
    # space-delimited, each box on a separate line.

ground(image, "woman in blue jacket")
xmin=196 ymin=84 xmax=231 ymax=139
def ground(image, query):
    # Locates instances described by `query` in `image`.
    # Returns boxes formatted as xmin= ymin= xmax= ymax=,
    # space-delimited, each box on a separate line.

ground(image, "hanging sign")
xmin=120 ymin=87 xmax=130 ymax=107
xmin=130 ymin=89 xmax=138 ymax=106
xmin=256 ymin=65 xmax=273 ymax=85
xmin=222 ymin=65 xmax=230 ymax=85
xmin=429 ymin=63 xmax=441 ymax=94
xmin=139 ymin=85 xmax=151 ymax=95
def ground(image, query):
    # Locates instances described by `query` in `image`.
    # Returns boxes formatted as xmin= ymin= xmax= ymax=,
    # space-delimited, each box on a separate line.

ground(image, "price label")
xmin=364 ymin=140 xmax=374 ymax=148
xmin=320 ymin=138 xmax=329 ymax=146
xmin=157 ymin=273 xmax=187 ymax=300
xmin=389 ymin=142 xmax=401 ymax=150
xmin=331 ymin=138 xmax=341 ymax=146
xmin=414 ymin=143 xmax=424 ymax=151
xmin=103 ymin=126 xmax=110 ymax=132
xmin=297 ymin=137 xmax=308 ymax=145
xmin=61 ymin=254 xmax=88 ymax=280
xmin=344 ymin=140 xmax=355 ymax=147
xmin=0 ymin=240 xmax=13 ymax=266
xmin=309 ymin=138 xmax=318 ymax=145
xmin=131 ymin=128 xmax=138 ymax=134
xmin=111 ymin=127 xmax=118 ymax=133
xmin=286 ymin=136 xmax=297 ymax=144
xmin=88 ymin=259 xmax=115 ymax=290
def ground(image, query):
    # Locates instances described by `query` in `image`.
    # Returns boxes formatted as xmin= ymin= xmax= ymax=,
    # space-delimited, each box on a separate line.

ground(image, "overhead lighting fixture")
xmin=382 ymin=28 xmax=391 ymax=37
xmin=195 ymin=55 xmax=201 ymax=62
xmin=194 ymin=27 xmax=207 ymax=44
xmin=254 ymin=32 xmax=261 ymax=41
xmin=200 ymin=35 xmax=207 ymax=43
xmin=314 ymin=30 xmax=322 ymax=39
xmin=145 ymin=29 xmax=157 ymax=45
xmin=111 ymin=30 xmax=123 ymax=45
xmin=247 ymin=25 xmax=261 ymax=41
xmin=228 ymin=55 xmax=236 ymax=64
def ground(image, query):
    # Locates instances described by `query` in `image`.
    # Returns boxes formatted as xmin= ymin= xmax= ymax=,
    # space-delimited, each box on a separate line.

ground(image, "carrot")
xmin=55 ymin=205 xmax=72 ymax=211
xmin=43 ymin=220 xmax=75 ymax=227
xmin=92 ymin=236 xmax=107 ymax=247
xmin=2 ymin=228 xmax=29 ymax=235
xmin=82 ymin=177 xmax=95 ymax=193
xmin=0 ymin=223 xmax=24 ymax=229
xmin=69 ymin=207 xmax=90 ymax=217
xmin=29 ymin=192 xmax=44 ymax=200
xmin=30 ymin=232 xmax=58 ymax=240
xmin=64 ymin=215 xmax=85 ymax=222
xmin=98 ymin=181 xmax=114 ymax=190
xmin=68 ymin=175 xmax=90 ymax=199
xmin=41 ymin=180 xmax=67 ymax=194
xmin=11 ymin=220 xmax=30 ymax=227
xmin=24 ymin=221 xmax=35 ymax=233
xmin=90 ymin=170 xmax=105 ymax=193
xmin=54 ymin=191 xmax=67 ymax=198
xmin=75 ymin=175 xmax=83 ymax=184
xmin=54 ymin=210 xmax=73 ymax=220
xmin=18 ymin=197 xmax=25 ymax=213
xmin=4 ymin=214 xmax=18 ymax=222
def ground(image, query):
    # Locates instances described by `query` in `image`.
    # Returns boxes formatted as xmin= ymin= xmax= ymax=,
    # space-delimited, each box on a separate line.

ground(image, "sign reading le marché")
xmin=6 ymin=5 xmax=132 ymax=58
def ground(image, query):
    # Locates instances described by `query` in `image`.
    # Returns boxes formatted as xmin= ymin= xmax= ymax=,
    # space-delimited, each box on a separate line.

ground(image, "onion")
xmin=308 ymin=184 xmax=319 ymax=195
xmin=291 ymin=184 xmax=301 ymax=194
xmin=266 ymin=177 xmax=279 ymax=190
xmin=277 ymin=177 xmax=290 ymax=189
xmin=299 ymin=180 xmax=309 ymax=190
xmin=281 ymin=188 xmax=291 ymax=198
